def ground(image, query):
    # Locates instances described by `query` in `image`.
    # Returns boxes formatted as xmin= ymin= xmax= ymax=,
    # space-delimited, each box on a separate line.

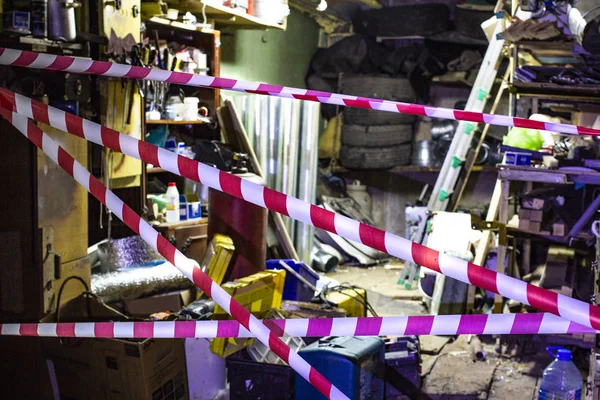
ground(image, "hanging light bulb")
xmin=316 ymin=0 xmax=327 ymax=11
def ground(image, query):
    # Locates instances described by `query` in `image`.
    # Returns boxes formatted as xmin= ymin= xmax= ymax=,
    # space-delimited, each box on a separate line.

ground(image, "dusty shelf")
xmin=510 ymin=82 xmax=600 ymax=102
xmin=333 ymin=165 xmax=495 ymax=174
xmin=146 ymin=120 xmax=206 ymax=125
xmin=165 ymin=0 xmax=286 ymax=30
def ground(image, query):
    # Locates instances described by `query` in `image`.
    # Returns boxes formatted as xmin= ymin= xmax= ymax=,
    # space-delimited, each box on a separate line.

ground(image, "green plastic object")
xmin=477 ymin=89 xmax=488 ymax=101
xmin=451 ymin=155 xmax=463 ymax=168
xmin=503 ymin=127 xmax=544 ymax=150
xmin=438 ymin=189 xmax=450 ymax=202
xmin=465 ymin=123 xmax=475 ymax=134
xmin=147 ymin=194 xmax=167 ymax=212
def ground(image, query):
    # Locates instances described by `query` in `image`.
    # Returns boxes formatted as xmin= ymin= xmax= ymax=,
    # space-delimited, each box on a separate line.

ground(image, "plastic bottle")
xmin=538 ymin=347 xmax=582 ymax=400
xmin=165 ymin=182 xmax=180 ymax=223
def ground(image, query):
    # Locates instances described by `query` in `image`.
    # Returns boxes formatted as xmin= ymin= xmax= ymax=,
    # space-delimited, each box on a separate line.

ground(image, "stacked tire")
xmin=340 ymin=75 xmax=416 ymax=170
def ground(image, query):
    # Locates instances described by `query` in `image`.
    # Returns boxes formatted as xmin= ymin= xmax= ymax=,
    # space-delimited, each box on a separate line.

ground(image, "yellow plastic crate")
xmin=210 ymin=269 xmax=286 ymax=357
xmin=197 ymin=234 xmax=235 ymax=298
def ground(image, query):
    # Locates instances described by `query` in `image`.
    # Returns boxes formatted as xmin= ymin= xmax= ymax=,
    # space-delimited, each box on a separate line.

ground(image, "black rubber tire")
xmin=455 ymin=5 xmax=495 ymax=41
xmin=341 ymin=75 xmax=417 ymax=125
xmin=354 ymin=4 xmax=450 ymax=37
xmin=341 ymin=124 xmax=413 ymax=147
xmin=340 ymin=143 xmax=412 ymax=170
xmin=306 ymin=74 xmax=339 ymax=119
xmin=306 ymin=74 xmax=336 ymax=93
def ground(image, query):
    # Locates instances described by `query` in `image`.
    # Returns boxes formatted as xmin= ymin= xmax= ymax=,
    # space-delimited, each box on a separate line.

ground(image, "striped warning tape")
xmin=1 ymin=313 xmax=596 ymax=338
xmin=0 ymin=47 xmax=597 ymax=137
xmin=0 ymin=108 xmax=347 ymax=400
xmin=1 ymin=89 xmax=598 ymax=333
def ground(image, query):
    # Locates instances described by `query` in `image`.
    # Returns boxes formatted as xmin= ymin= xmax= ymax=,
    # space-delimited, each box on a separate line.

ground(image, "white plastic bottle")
xmin=165 ymin=182 xmax=180 ymax=223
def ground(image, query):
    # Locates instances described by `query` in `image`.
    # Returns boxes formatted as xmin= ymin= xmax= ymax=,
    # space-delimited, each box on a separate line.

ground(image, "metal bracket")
xmin=471 ymin=214 xmax=508 ymax=246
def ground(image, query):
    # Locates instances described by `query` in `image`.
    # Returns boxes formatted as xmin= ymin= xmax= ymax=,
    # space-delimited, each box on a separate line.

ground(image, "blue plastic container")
xmin=266 ymin=259 xmax=319 ymax=302
xmin=179 ymin=194 xmax=187 ymax=220
xmin=505 ymin=151 xmax=531 ymax=166
xmin=295 ymin=336 xmax=384 ymax=400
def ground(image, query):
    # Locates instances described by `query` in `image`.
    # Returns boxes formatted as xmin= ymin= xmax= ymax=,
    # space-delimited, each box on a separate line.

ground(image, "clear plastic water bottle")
xmin=538 ymin=347 xmax=582 ymax=400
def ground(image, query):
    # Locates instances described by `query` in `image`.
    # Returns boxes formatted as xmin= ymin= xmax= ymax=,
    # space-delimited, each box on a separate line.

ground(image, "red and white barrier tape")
xmin=0 ymin=47 xmax=598 ymax=137
xmin=1 ymin=89 xmax=598 ymax=333
xmin=1 ymin=313 xmax=596 ymax=338
xmin=0 ymin=109 xmax=346 ymax=400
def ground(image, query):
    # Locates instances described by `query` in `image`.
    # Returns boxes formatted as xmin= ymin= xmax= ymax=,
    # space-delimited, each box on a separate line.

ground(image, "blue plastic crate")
xmin=266 ymin=259 xmax=319 ymax=302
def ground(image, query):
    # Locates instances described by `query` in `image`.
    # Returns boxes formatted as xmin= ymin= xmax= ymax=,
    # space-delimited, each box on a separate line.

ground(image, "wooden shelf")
xmin=498 ymin=164 xmax=600 ymax=185
xmin=147 ymin=167 xmax=168 ymax=174
xmin=19 ymin=36 xmax=83 ymax=50
xmin=165 ymin=0 xmax=286 ymax=30
xmin=510 ymin=82 xmax=600 ymax=102
xmin=146 ymin=119 xmax=206 ymax=125
xmin=146 ymin=17 xmax=217 ymax=34
xmin=512 ymin=40 xmax=576 ymax=51
xmin=153 ymin=217 xmax=208 ymax=232
xmin=507 ymin=227 xmax=590 ymax=245
xmin=333 ymin=165 xmax=496 ymax=174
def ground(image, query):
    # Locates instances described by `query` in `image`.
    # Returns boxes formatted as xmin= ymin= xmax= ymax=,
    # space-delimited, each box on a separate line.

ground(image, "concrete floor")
xmin=419 ymin=335 xmax=549 ymax=400
xmin=324 ymin=265 xmax=587 ymax=400
xmin=325 ymin=263 xmax=427 ymax=316
xmin=326 ymin=263 xmax=420 ymax=300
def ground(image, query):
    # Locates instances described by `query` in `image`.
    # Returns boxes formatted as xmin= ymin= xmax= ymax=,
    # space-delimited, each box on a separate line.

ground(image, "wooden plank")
xmin=44 ymin=257 xmax=91 ymax=315
xmin=102 ymin=80 xmax=143 ymax=186
xmin=498 ymin=168 xmax=569 ymax=184
xmin=146 ymin=119 xmax=206 ymax=125
xmin=493 ymin=179 xmax=510 ymax=312
xmin=333 ymin=165 xmax=493 ymax=174
xmin=101 ymin=0 xmax=143 ymax=188
xmin=38 ymin=124 xmax=89 ymax=263
xmin=467 ymin=179 xmax=502 ymax=313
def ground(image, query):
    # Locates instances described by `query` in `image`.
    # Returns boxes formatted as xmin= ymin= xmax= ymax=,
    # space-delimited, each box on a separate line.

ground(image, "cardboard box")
xmin=552 ymin=222 xmax=566 ymax=237
xmin=521 ymin=197 xmax=545 ymax=210
xmin=519 ymin=219 xmax=530 ymax=231
xmin=44 ymin=337 xmax=188 ymax=400
xmin=529 ymin=209 xmax=544 ymax=222
xmin=124 ymin=289 xmax=194 ymax=318
xmin=41 ymin=295 xmax=189 ymax=400
xmin=518 ymin=208 xmax=530 ymax=220
xmin=528 ymin=221 xmax=542 ymax=233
